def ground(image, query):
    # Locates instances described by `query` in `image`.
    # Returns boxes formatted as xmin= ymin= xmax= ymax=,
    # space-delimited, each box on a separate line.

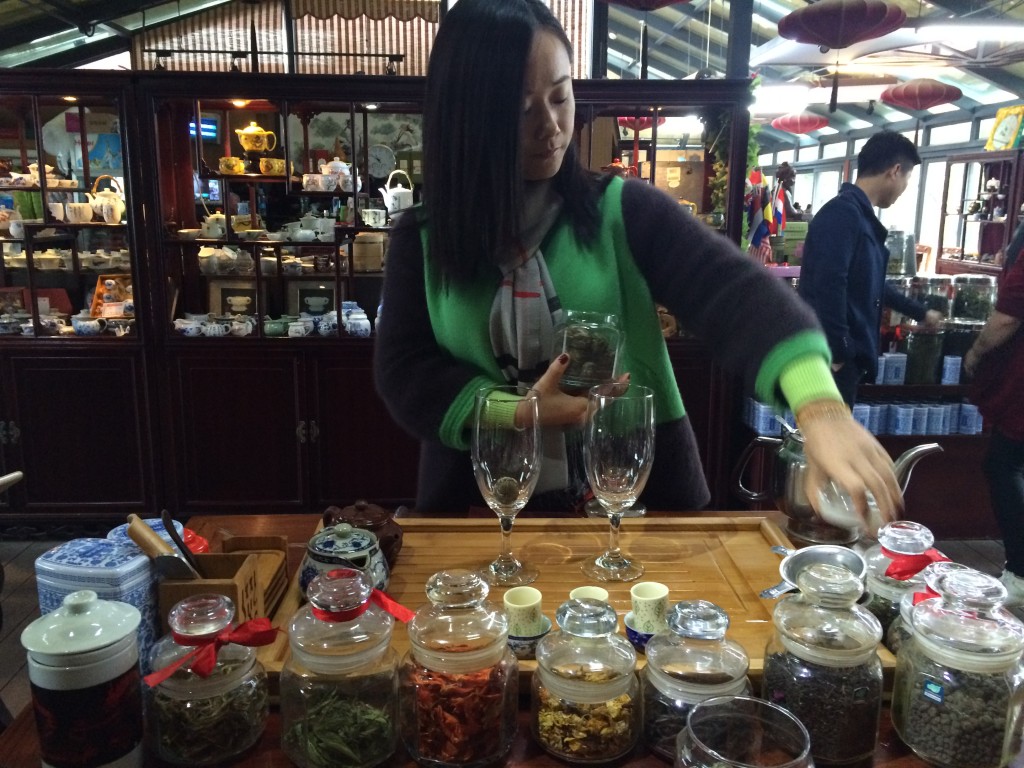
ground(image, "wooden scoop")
xmin=125 ymin=513 xmax=200 ymax=580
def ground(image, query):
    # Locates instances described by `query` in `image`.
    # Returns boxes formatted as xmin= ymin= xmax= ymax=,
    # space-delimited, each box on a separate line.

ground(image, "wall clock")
xmin=368 ymin=144 xmax=397 ymax=179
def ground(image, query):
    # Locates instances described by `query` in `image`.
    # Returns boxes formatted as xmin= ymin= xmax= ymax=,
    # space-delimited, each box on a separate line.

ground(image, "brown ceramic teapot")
xmin=322 ymin=500 xmax=403 ymax=568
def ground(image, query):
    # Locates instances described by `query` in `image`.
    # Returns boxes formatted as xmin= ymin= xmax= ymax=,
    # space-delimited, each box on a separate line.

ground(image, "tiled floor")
xmin=0 ymin=536 xmax=1012 ymax=728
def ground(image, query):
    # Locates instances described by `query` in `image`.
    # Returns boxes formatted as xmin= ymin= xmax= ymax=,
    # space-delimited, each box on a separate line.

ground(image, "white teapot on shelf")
xmin=319 ymin=157 xmax=360 ymax=193
xmin=379 ymin=170 xmax=414 ymax=214
xmin=201 ymin=212 xmax=227 ymax=239
xmin=86 ymin=175 xmax=126 ymax=222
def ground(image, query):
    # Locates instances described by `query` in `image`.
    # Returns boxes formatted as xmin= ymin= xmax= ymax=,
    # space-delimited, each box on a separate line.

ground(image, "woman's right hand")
xmin=528 ymin=353 xmax=589 ymax=427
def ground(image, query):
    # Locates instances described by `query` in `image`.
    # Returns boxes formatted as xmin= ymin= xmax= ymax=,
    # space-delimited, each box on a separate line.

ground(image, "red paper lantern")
xmin=880 ymin=78 xmax=963 ymax=111
xmin=617 ymin=116 xmax=667 ymax=132
xmin=599 ymin=0 xmax=692 ymax=10
xmin=778 ymin=0 xmax=906 ymax=50
xmin=771 ymin=112 xmax=830 ymax=134
xmin=778 ymin=0 xmax=907 ymax=112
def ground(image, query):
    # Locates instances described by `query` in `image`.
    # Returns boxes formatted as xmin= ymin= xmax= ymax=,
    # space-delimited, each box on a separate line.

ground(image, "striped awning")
xmin=291 ymin=0 xmax=440 ymax=22
xmin=134 ymin=0 xmax=288 ymax=73
xmin=131 ymin=0 xmax=590 ymax=77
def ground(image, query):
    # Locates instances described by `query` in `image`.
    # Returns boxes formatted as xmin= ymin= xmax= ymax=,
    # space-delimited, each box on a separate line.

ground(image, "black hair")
xmin=422 ymin=0 xmax=600 ymax=284
xmin=857 ymin=130 xmax=921 ymax=178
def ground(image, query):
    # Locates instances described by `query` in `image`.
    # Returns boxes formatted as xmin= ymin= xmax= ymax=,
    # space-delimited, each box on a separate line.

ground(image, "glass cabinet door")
xmin=940 ymin=153 xmax=1018 ymax=265
xmin=155 ymin=95 xmax=421 ymax=339
xmin=0 ymin=91 xmax=134 ymax=338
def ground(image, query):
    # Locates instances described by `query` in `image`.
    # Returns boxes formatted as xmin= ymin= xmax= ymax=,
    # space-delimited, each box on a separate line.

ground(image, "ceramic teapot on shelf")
xmin=201 ymin=212 xmax=227 ymax=238
xmin=322 ymin=500 xmax=403 ymax=568
xmin=379 ymin=170 xmax=414 ymax=215
xmin=733 ymin=422 xmax=943 ymax=546
xmin=86 ymin=176 xmax=126 ymax=222
xmin=235 ymin=121 xmax=277 ymax=153
xmin=298 ymin=522 xmax=390 ymax=597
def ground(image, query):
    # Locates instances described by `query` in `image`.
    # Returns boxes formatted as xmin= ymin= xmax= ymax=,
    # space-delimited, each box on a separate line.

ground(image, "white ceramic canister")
xmin=21 ymin=590 xmax=144 ymax=768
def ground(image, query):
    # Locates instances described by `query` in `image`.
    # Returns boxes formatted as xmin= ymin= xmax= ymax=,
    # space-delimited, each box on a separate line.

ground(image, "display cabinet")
xmin=937 ymin=149 xmax=1022 ymax=278
xmin=0 ymin=73 xmax=157 ymax=522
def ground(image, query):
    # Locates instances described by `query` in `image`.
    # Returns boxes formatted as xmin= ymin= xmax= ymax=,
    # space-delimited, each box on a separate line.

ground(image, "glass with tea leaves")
xmin=472 ymin=385 xmax=541 ymax=586
xmin=555 ymin=310 xmax=622 ymax=393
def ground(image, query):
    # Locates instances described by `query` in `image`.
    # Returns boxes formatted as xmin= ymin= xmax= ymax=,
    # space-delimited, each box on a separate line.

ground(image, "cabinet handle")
xmin=7 ymin=422 xmax=19 ymax=445
xmin=0 ymin=422 xmax=6 ymax=446
xmin=296 ymin=420 xmax=307 ymax=444
xmin=309 ymin=420 xmax=319 ymax=443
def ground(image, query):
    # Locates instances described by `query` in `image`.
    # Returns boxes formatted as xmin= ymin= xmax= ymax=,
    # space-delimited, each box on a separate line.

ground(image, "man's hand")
xmin=923 ymin=310 xmax=944 ymax=328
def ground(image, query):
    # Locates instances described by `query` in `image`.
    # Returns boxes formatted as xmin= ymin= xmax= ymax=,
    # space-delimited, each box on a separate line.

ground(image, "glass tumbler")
xmin=674 ymin=695 xmax=812 ymax=768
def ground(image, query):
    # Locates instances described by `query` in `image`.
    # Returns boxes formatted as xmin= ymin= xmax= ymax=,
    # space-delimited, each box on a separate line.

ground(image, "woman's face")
xmin=520 ymin=29 xmax=575 ymax=182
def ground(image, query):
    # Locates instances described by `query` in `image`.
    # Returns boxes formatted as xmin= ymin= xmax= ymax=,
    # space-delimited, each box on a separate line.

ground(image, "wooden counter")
xmin=0 ymin=513 xmax=981 ymax=767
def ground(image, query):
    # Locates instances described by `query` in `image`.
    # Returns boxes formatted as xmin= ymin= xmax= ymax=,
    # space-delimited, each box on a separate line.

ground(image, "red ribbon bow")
xmin=143 ymin=617 xmax=280 ymax=688
xmin=882 ymin=547 xmax=950 ymax=581
xmin=311 ymin=589 xmax=416 ymax=624
xmin=912 ymin=587 xmax=940 ymax=605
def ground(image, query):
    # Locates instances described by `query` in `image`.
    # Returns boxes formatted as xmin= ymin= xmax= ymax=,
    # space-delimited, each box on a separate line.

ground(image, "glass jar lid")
xmin=289 ymin=568 xmax=393 ymax=673
xmin=953 ymin=274 xmax=996 ymax=286
xmin=536 ymin=599 xmax=636 ymax=703
xmin=645 ymin=601 xmax=748 ymax=698
xmin=408 ymin=570 xmax=507 ymax=671
xmin=773 ymin=564 xmax=881 ymax=665
xmin=911 ymin=568 xmax=1024 ymax=669
xmin=150 ymin=594 xmax=256 ymax=691
xmin=865 ymin=521 xmax=937 ymax=584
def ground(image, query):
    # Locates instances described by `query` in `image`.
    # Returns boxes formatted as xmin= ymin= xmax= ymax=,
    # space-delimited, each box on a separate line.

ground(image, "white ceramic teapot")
xmin=379 ymin=170 xmax=414 ymax=214
xmin=319 ymin=156 xmax=348 ymax=175
xmin=201 ymin=212 xmax=226 ymax=239
xmin=86 ymin=176 xmax=126 ymax=222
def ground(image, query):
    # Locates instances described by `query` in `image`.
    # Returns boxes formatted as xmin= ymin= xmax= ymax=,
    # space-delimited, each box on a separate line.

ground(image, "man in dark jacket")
xmin=798 ymin=131 xmax=942 ymax=405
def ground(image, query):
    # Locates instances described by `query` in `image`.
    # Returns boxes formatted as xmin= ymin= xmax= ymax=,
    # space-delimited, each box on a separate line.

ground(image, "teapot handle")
xmin=732 ymin=435 xmax=783 ymax=503
xmin=266 ymin=132 xmax=277 ymax=152
xmin=90 ymin=174 xmax=123 ymax=195
xmin=385 ymin=169 xmax=413 ymax=190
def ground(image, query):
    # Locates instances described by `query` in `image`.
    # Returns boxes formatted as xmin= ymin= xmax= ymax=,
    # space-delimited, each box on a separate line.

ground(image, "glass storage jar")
xmin=641 ymin=600 xmax=750 ymax=760
xmin=554 ymin=310 xmax=622 ymax=391
xmin=885 ymin=561 xmax=970 ymax=655
xmin=898 ymin=322 xmax=946 ymax=385
xmin=762 ymin=563 xmax=883 ymax=766
xmin=863 ymin=520 xmax=944 ymax=638
xmin=532 ymin=598 xmax=640 ymax=763
xmin=942 ymin=319 xmax=985 ymax=360
xmin=398 ymin=569 xmax=517 ymax=767
xmin=910 ymin=276 xmax=953 ymax=317
xmin=891 ymin=567 xmax=1024 ymax=768
xmin=280 ymin=568 xmax=398 ymax=768
xmin=145 ymin=594 xmax=269 ymax=766
xmin=881 ymin=277 xmax=913 ymax=351
xmin=885 ymin=229 xmax=908 ymax=275
xmin=952 ymin=274 xmax=997 ymax=321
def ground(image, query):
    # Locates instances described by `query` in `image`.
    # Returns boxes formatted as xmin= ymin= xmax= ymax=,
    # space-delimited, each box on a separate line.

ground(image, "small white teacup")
xmin=629 ymin=581 xmax=670 ymax=634
xmin=504 ymin=586 xmax=545 ymax=638
xmin=570 ymin=586 xmax=610 ymax=603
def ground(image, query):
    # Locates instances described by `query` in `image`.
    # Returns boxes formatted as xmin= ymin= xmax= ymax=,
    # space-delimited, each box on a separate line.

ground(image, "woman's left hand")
xmin=799 ymin=414 xmax=903 ymax=529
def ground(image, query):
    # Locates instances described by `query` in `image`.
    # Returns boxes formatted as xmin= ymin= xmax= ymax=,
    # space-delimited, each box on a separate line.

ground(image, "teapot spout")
xmin=893 ymin=442 xmax=943 ymax=494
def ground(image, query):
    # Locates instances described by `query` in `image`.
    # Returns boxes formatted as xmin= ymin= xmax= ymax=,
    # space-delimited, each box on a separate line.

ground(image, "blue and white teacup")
xmin=72 ymin=316 xmax=106 ymax=336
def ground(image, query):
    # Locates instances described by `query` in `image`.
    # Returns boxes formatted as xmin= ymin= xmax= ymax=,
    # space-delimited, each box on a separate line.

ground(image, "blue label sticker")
xmin=923 ymin=680 xmax=944 ymax=704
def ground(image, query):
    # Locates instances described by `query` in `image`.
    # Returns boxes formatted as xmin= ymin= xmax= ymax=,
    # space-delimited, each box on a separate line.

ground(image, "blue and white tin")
xmin=960 ymin=403 xmax=980 ymax=435
xmin=894 ymin=405 xmax=915 ymax=436
xmin=927 ymin=406 xmax=945 ymax=435
xmin=35 ymin=538 xmax=158 ymax=669
xmin=883 ymin=353 xmax=907 ymax=385
xmin=940 ymin=356 xmax=962 ymax=386
xmin=912 ymin=406 xmax=929 ymax=435
xmin=107 ymin=517 xmax=184 ymax=552
xmin=852 ymin=403 xmax=871 ymax=429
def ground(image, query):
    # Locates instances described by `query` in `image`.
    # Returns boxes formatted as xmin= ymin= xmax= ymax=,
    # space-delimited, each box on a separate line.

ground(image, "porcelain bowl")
xmin=623 ymin=611 xmax=654 ymax=653
xmin=507 ymin=615 xmax=552 ymax=660
xmin=178 ymin=229 xmax=201 ymax=240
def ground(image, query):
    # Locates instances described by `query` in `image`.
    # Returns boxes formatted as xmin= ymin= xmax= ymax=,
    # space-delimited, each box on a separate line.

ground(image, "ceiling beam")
xmin=4 ymin=0 xmax=169 ymax=50
xmin=21 ymin=33 xmax=128 ymax=68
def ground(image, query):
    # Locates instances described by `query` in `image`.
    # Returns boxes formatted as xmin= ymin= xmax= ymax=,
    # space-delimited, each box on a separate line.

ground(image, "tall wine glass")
xmin=472 ymin=385 xmax=541 ymax=586
xmin=583 ymin=382 xmax=655 ymax=582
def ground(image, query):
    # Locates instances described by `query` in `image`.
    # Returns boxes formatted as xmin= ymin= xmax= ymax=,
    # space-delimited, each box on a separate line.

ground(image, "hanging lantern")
xmin=598 ymin=0 xmax=693 ymax=10
xmin=618 ymin=115 xmax=667 ymax=173
xmin=771 ymin=112 xmax=830 ymax=134
xmin=880 ymin=78 xmax=963 ymax=111
xmin=778 ymin=0 xmax=907 ymax=112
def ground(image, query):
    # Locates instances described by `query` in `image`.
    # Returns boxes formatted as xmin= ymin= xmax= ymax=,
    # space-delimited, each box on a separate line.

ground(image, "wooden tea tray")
xmin=257 ymin=516 xmax=896 ymax=686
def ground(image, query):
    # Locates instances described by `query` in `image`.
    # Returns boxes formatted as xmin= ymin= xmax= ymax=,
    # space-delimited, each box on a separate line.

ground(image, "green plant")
xmin=701 ymin=78 xmax=762 ymax=234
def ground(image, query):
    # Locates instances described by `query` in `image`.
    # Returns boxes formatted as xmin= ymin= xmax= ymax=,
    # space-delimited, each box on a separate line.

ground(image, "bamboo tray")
xmin=258 ymin=516 xmax=896 ymax=688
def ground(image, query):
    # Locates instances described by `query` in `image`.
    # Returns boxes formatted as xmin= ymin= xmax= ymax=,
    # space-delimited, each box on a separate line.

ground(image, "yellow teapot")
xmin=235 ymin=121 xmax=277 ymax=153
